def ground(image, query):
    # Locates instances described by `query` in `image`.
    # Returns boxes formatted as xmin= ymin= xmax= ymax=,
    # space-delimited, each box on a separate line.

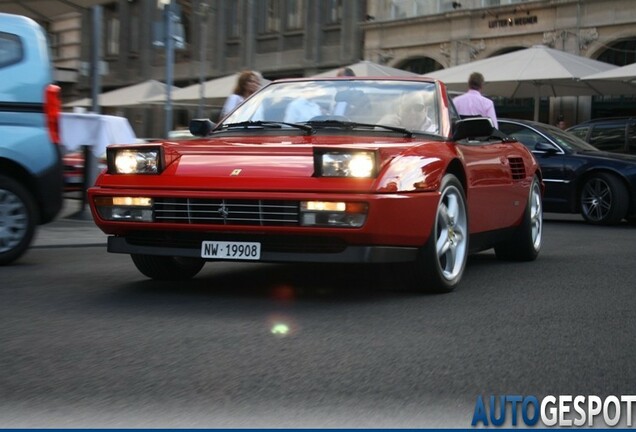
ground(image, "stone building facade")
xmin=363 ymin=0 xmax=636 ymax=124
xmin=51 ymin=0 xmax=366 ymax=137
xmin=47 ymin=0 xmax=636 ymax=135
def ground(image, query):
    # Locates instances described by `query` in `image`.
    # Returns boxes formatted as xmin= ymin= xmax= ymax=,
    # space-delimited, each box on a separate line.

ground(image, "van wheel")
xmin=131 ymin=254 xmax=205 ymax=280
xmin=0 ymin=175 xmax=37 ymax=265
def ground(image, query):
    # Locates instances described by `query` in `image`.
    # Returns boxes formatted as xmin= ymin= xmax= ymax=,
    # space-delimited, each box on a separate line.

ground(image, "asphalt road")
xmin=2 ymin=217 xmax=636 ymax=428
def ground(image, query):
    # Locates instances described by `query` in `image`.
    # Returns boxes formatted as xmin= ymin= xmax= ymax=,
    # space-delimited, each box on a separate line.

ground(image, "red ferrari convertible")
xmin=88 ymin=77 xmax=543 ymax=292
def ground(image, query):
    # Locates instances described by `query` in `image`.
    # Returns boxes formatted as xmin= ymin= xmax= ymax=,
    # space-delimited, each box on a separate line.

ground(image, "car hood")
xmin=102 ymin=134 xmax=448 ymax=193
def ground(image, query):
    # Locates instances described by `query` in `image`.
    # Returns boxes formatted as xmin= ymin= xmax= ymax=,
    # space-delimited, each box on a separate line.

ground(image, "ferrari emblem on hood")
xmin=230 ymin=169 xmax=242 ymax=176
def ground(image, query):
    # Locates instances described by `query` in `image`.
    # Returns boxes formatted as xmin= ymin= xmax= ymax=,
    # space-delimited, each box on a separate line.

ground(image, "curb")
xmin=31 ymin=199 xmax=108 ymax=248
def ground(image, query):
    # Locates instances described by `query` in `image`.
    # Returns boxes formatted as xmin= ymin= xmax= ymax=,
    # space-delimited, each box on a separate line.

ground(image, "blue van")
xmin=0 ymin=13 xmax=63 ymax=264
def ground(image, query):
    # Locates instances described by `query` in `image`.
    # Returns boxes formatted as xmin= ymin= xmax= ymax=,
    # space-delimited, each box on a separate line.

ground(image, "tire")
xmin=495 ymin=175 xmax=543 ymax=261
xmin=0 ymin=175 xmax=37 ymax=265
xmin=405 ymin=174 xmax=469 ymax=293
xmin=579 ymin=173 xmax=629 ymax=225
xmin=131 ymin=254 xmax=205 ymax=280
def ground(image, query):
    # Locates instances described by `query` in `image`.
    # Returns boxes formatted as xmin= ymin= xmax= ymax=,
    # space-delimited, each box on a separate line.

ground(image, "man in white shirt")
xmin=452 ymin=72 xmax=498 ymax=129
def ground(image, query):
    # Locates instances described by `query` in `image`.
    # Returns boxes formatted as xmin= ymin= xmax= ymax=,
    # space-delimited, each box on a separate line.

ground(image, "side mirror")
xmin=535 ymin=141 xmax=559 ymax=153
xmin=452 ymin=117 xmax=494 ymax=141
xmin=189 ymin=118 xmax=216 ymax=137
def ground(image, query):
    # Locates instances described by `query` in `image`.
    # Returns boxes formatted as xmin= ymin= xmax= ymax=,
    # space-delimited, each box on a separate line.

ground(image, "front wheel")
xmin=0 ymin=175 xmax=37 ymax=265
xmin=131 ymin=254 xmax=205 ymax=280
xmin=405 ymin=174 xmax=469 ymax=293
xmin=579 ymin=173 xmax=629 ymax=225
xmin=495 ymin=175 xmax=542 ymax=261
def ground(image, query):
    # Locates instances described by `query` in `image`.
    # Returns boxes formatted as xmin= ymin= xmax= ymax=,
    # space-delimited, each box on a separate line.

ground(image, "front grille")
xmin=508 ymin=157 xmax=526 ymax=180
xmin=153 ymin=198 xmax=300 ymax=226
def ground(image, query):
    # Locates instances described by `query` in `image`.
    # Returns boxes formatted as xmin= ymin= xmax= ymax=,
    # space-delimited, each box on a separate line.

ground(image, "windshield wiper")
xmin=220 ymin=120 xmax=313 ymax=135
xmin=306 ymin=120 xmax=414 ymax=137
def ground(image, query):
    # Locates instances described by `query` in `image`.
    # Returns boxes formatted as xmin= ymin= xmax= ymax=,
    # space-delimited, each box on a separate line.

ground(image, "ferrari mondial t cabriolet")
xmin=88 ymin=77 xmax=543 ymax=292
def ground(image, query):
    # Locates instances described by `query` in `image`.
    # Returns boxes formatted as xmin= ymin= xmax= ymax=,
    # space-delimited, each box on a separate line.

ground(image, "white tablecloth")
xmin=60 ymin=113 xmax=137 ymax=156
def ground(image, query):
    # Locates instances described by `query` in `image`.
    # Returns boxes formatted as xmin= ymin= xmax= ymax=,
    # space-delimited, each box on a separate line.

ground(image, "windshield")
xmin=541 ymin=123 xmax=600 ymax=152
xmin=220 ymin=79 xmax=440 ymax=135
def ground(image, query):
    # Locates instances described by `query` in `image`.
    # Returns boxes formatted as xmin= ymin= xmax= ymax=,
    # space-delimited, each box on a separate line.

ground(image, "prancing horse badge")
xmin=230 ymin=169 xmax=242 ymax=176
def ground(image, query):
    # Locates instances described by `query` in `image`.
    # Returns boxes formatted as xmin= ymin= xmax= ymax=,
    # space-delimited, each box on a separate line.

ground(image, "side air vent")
xmin=508 ymin=157 xmax=526 ymax=180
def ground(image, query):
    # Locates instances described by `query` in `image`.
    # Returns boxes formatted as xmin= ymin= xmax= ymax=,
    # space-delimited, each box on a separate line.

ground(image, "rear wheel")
xmin=580 ymin=173 xmax=629 ymax=225
xmin=131 ymin=254 xmax=205 ymax=280
xmin=405 ymin=174 xmax=468 ymax=293
xmin=495 ymin=175 xmax=542 ymax=261
xmin=0 ymin=175 xmax=37 ymax=265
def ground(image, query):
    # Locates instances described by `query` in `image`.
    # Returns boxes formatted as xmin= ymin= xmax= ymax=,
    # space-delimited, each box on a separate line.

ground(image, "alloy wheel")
xmin=530 ymin=180 xmax=543 ymax=250
xmin=581 ymin=177 xmax=612 ymax=223
xmin=435 ymin=185 xmax=468 ymax=281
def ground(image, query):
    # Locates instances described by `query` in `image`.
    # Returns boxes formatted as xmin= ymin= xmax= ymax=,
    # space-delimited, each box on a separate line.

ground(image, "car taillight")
xmin=45 ymin=84 xmax=61 ymax=144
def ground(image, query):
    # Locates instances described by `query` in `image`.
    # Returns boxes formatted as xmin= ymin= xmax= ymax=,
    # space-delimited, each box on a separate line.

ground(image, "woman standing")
xmin=219 ymin=70 xmax=262 ymax=120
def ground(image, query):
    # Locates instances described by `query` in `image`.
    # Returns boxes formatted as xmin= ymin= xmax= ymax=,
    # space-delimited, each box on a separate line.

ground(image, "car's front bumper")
xmin=108 ymin=235 xmax=419 ymax=263
xmin=90 ymin=188 xmax=440 ymax=263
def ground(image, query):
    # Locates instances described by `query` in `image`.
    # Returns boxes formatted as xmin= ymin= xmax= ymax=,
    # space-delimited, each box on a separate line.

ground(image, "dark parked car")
xmin=566 ymin=117 xmax=636 ymax=154
xmin=499 ymin=118 xmax=636 ymax=225
xmin=0 ymin=13 xmax=63 ymax=264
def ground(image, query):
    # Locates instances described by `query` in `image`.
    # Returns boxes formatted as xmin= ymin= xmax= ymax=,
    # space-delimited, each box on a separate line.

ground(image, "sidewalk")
xmin=32 ymin=199 xmax=107 ymax=248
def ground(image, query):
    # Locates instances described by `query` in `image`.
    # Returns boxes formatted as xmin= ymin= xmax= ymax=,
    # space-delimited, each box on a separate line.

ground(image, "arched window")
xmin=396 ymin=57 xmax=443 ymax=75
xmin=593 ymin=37 xmax=636 ymax=118
xmin=596 ymin=38 xmax=636 ymax=66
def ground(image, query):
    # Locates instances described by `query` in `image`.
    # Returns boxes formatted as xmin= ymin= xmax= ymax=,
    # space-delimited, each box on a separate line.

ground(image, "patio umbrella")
xmin=581 ymin=61 xmax=636 ymax=84
xmin=65 ymin=79 xmax=177 ymax=108
xmin=425 ymin=45 xmax=629 ymax=121
xmin=143 ymin=73 xmax=271 ymax=107
xmin=311 ymin=60 xmax=419 ymax=78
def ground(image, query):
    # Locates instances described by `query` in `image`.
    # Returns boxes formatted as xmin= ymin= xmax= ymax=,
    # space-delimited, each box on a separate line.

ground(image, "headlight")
xmin=107 ymin=147 xmax=163 ymax=174
xmin=300 ymin=201 xmax=368 ymax=228
xmin=314 ymin=149 xmax=378 ymax=178
xmin=93 ymin=196 xmax=154 ymax=222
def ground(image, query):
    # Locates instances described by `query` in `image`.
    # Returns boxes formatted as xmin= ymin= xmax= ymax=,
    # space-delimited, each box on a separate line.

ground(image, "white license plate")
xmin=201 ymin=241 xmax=261 ymax=260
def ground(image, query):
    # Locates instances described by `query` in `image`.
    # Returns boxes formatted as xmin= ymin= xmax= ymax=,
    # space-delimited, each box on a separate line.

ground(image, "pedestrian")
xmin=556 ymin=114 xmax=567 ymax=130
xmin=336 ymin=67 xmax=356 ymax=77
xmin=332 ymin=67 xmax=367 ymax=117
xmin=453 ymin=72 xmax=498 ymax=129
xmin=219 ymin=70 xmax=262 ymax=120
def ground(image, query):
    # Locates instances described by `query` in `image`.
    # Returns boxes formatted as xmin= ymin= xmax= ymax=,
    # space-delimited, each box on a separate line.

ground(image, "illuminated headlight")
xmin=300 ymin=201 xmax=368 ymax=228
xmin=94 ymin=196 xmax=154 ymax=222
xmin=107 ymin=147 xmax=162 ymax=174
xmin=315 ymin=150 xmax=377 ymax=178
